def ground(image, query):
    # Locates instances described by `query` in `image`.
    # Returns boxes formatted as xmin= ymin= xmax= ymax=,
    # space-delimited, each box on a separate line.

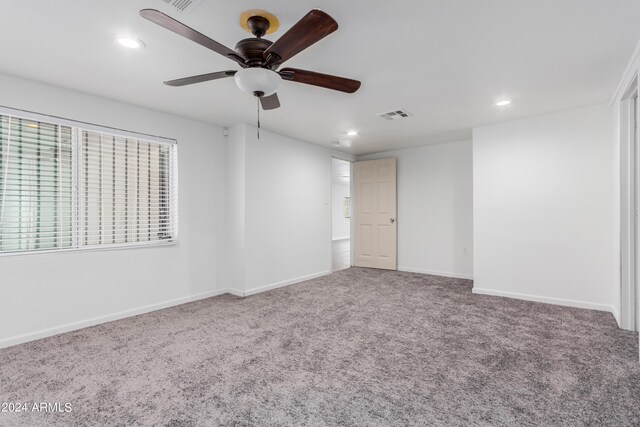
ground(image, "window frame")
xmin=0 ymin=106 xmax=179 ymax=257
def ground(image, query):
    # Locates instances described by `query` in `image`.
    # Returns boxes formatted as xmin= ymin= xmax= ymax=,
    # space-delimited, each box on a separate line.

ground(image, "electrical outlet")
xmin=463 ymin=248 xmax=469 ymax=256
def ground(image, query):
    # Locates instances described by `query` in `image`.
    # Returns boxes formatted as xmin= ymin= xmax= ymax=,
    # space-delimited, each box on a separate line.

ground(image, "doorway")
xmin=353 ymin=158 xmax=398 ymax=270
xmin=331 ymin=158 xmax=351 ymax=272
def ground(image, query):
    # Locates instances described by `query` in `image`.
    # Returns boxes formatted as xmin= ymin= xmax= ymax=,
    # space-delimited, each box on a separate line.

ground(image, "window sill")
xmin=0 ymin=240 xmax=179 ymax=258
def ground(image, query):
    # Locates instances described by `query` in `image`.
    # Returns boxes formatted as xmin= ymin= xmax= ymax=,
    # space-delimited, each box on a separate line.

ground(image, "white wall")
xmin=243 ymin=126 xmax=332 ymax=294
xmin=225 ymin=124 xmax=246 ymax=295
xmin=360 ymin=140 xmax=474 ymax=279
xmin=332 ymin=182 xmax=350 ymax=240
xmin=224 ymin=125 xmax=332 ymax=296
xmin=473 ymin=103 xmax=615 ymax=312
xmin=0 ymin=73 xmax=228 ymax=347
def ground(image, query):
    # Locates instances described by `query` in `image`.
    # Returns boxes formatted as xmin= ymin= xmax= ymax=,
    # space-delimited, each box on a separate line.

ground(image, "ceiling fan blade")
xmin=263 ymin=9 xmax=338 ymax=66
xmin=279 ymin=68 xmax=361 ymax=93
xmin=260 ymin=93 xmax=281 ymax=110
xmin=164 ymin=71 xmax=237 ymax=87
xmin=140 ymin=9 xmax=245 ymax=66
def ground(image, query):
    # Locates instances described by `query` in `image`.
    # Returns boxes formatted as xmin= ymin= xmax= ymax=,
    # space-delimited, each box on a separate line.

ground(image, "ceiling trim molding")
xmin=611 ymin=38 xmax=640 ymax=105
xmin=330 ymin=151 xmax=356 ymax=162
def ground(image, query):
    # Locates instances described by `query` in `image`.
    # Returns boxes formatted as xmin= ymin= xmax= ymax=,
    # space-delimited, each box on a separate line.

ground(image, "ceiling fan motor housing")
xmin=234 ymin=38 xmax=274 ymax=68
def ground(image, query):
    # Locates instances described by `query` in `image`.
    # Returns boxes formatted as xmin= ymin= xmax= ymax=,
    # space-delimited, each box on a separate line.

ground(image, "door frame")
xmin=352 ymin=158 xmax=398 ymax=270
xmin=329 ymin=154 xmax=355 ymax=268
xmin=620 ymin=75 xmax=639 ymax=331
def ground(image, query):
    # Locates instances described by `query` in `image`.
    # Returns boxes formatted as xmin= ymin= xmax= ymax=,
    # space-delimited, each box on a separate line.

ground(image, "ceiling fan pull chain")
xmin=257 ymin=97 xmax=261 ymax=140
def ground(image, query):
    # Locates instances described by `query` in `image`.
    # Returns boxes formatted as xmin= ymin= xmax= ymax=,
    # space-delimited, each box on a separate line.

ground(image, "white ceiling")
xmin=1 ymin=1 xmax=639 ymax=155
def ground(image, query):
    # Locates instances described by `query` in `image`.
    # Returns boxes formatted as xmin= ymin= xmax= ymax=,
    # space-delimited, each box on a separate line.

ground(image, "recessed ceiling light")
xmin=117 ymin=36 xmax=145 ymax=49
xmin=496 ymin=99 xmax=512 ymax=107
xmin=347 ymin=131 xmax=358 ymax=136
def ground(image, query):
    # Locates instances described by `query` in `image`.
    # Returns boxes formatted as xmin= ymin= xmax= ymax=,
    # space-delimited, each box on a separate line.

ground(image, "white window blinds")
xmin=80 ymin=131 xmax=176 ymax=247
xmin=0 ymin=111 xmax=178 ymax=255
xmin=0 ymin=117 xmax=74 ymax=252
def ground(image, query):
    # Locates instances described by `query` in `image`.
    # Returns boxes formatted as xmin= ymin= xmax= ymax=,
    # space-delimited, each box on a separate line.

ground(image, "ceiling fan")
xmin=139 ymin=8 xmax=362 ymax=110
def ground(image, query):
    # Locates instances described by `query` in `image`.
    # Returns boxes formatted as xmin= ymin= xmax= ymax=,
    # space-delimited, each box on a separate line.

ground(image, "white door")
xmin=354 ymin=158 xmax=397 ymax=270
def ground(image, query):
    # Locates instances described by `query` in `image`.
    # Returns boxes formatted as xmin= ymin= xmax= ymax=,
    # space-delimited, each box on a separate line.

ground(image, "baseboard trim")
xmin=0 ymin=288 xmax=229 ymax=349
xmin=611 ymin=304 xmax=621 ymax=327
xmin=332 ymin=237 xmax=350 ymax=242
xmin=244 ymin=271 xmax=331 ymax=297
xmin=472 ymin=287 xmax=615 ymax=313
xmin=222 ymin=288 xmax=245 ymax=297
xmin=399 ymin=267 xmax=473 ymax=280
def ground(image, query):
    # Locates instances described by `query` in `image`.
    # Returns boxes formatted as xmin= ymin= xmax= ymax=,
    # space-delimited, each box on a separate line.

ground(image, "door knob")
xmin=390 ymin=218 xmax=396 ymax=223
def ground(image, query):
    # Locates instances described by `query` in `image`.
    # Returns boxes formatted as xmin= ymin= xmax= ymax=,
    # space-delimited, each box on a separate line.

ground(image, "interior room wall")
xmin=360 ymin=140 xmax=473 ymax=279
xmin=472 ymin=103 xmax=615 ymax=312
xmin=0 ymin=73 xmax=228 ymax=348
xmin=243 ymin=125 xmax=332 ymax=295
xmin=225 ymin=124 xmax=246 ymax=295
xmin=224 ymin=124 xmax=332 ymax=296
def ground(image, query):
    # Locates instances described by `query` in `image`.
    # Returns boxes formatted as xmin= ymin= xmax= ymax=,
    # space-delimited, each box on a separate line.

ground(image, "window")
xmin=0 ymin=111 xmax=177 ymax=255
xmin=80 ymin=130 xmax=175 ymax=247
xmin=0 ymin=117 xmax=73 ymax=252
xmin=343 ymin=196 xmax=351 ymax=218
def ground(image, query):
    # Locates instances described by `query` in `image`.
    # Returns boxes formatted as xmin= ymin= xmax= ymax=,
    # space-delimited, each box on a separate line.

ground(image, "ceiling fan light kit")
xmin=139 ymin=7 xmax=361 ymax=111
xmin=234 ymin=67 xmax=281 ymax=97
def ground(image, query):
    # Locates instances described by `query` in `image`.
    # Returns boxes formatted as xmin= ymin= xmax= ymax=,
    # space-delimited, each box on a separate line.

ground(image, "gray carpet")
xmin=1 ymin=268 xmax=639 ymax=426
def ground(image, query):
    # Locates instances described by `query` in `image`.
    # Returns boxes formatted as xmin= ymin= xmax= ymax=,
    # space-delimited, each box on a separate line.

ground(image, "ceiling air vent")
xmin=160 ymin=0 xmax=205 ymax=13
xmin=377 ymin=109 xmax=413 ymax=121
